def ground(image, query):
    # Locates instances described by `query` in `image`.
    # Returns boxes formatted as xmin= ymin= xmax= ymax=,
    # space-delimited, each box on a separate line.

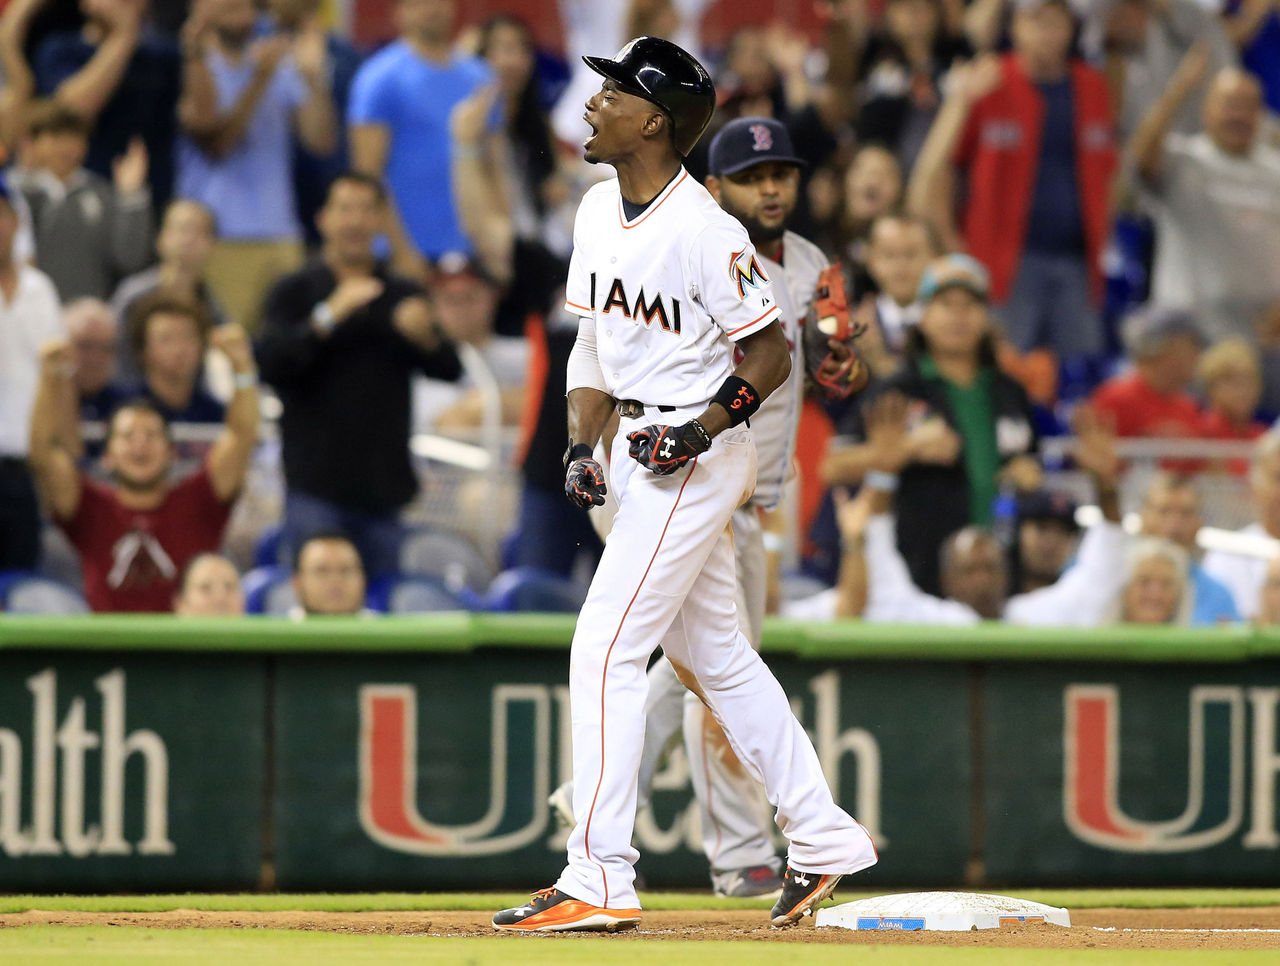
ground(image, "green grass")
xmin=0 ymin=928 xmax=1275 ymax=966
xmin=2 ymin=889 xmax=1279 ymax=915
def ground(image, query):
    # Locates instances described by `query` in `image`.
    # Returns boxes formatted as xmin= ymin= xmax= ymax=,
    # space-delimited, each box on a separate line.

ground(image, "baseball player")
xmin=546 ymin=116 xmax=860 ymax=899
xmin=493 ymin=37 xmax=877 ymax=934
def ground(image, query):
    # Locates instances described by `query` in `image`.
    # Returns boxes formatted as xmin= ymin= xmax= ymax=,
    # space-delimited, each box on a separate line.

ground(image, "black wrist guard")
xmin=563 ymin=441 xmax=593 ymax=469
xmin=712 ymin=375 xmax=762 ymax=426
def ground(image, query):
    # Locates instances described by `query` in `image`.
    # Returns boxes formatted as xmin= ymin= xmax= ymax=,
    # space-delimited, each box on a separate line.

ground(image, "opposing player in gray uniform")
xmin=549 ymin=116 xmax=860 ymax=898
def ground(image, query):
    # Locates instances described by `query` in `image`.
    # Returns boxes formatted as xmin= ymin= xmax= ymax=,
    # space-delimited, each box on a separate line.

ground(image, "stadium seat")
xmin=481 ymin=567 xmax=588 ymax=614
xmin=38 ymin=525 xmax=83 ymax=590
xmin=369 ymin=575 xmax=466 ymax=614
xmin=398 ymin=527 xmax=494 ymax=592
xmin=242 ymin=565 xmax=298 ymax=616
xmin=0 ymin=571 xmax=90 ymax=614
xmin=253 ymin=524 xmax=284 ymax=569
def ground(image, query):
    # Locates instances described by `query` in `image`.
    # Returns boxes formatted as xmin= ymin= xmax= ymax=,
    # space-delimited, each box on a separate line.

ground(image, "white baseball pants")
xmin=635 ymin=505 xmax=779 ymax=874
xmin=554 ymin=408 xmax=877 ymax=909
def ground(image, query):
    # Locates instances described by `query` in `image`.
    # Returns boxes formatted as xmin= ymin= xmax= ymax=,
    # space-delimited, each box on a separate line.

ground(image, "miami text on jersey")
xmin=592 ymin=272 xmax=682 ymax=334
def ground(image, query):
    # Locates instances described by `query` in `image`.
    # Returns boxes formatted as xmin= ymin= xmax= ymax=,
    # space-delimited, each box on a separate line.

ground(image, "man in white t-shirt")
xmin=1135 ymin=54 xmax=1280 ymax=342
xmin=0 ymin=176 xmax=64 ymax=569
xmin=800 ymin=394 xmax=1129 ymax=627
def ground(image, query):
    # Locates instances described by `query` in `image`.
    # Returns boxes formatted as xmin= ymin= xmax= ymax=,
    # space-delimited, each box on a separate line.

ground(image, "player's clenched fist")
xmin=565 ymin=456 xmax=608 ymax=508
xmin=626 ymin=421 xmax=712 ymax=476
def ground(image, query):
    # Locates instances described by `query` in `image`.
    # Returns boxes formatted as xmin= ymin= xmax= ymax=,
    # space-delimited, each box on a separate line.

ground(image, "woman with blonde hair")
xmin=1108 ymin=537 xmax=1194 ymax=626
xmin=1197 ymin=337 xmax=1266 ymax=475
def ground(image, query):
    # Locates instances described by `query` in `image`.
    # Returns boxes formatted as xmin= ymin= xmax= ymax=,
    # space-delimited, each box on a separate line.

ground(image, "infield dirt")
xmin=3 ymin=907 xmax=1278 ymax=951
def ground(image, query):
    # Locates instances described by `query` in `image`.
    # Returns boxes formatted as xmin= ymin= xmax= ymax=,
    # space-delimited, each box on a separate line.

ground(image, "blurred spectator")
xmin=0 ymin=0 xmax=47 ymax=157
xmin=1203 ymin=430 xmax=1280 ymax=620
xmin=1197 ymin=337 xmax=1266 ymax=475
xmin=349 ymin=0 xmax=492 ymax=279
xmin=413 ymin=253 xmax=527 ymax=434
xmin=550 ymin=0 xmax=711 ymax=149
xmin=822 ymin=390 xmax=1125 ymax=624
xmin=823 ymin=255 xmax=1041 ymax=596
xmin=257 ymin=172 xmax=462 ymax=579
xmin=825 ymin=144 xmax=903 ymax=268
xmin=1084 ymin=0 xmax=1234 ymax=141
xmin=474 ymin=15 xmax=564 ymax=257
xmin=177 ymin=0 xmax=336 ymax=330
xmin=290 ymin=530 xmax=368 ymax=617
xmin=861 ymin=212 xmax=935 ymax=367
xmin=264 ymin=0 xmax=363 ymax=248
xmin=1010 ymin=488 xmax=1080 ymax=594
xmin=1088 ymin=304 xmax=1204 ymax=438
xmin=0 ymin=175 xmax=63 ymax=570
xmin=111 ymin=198 xmax=227 ymax=338
xmin=857 ymin=0 xmax=971 ymax=170
xmin=27 ymin=325 xmax=258 ymax=612
xmin=512 ymin=301 xmax=604 ymax=578
xmin=1224 ymin=0 xmax=1280 ymax=115
xmin=1139 ymin=473 xmax=1240 ymax=624
xmin=908 ymin=2 xmax=1117 ymax=362
xmin=13 ymin=100 xmax=152 ymax=301
xmin=173 ymin=550 xmax=244 ymax=615
xmin=1133 ymin=55 xmax=1280 ymax=343
xmin=63 ymin=297 xmax=127 ymax=462
xmin=1254 ymin=554 xmax=1280 ymax=627
xmin=34 ymin=0 xmax=181 ymax=211
xmin=125 ymin=290 xmax=224 ymax=423
xmin=1107 ymin=537 xmax=1192 ymax=625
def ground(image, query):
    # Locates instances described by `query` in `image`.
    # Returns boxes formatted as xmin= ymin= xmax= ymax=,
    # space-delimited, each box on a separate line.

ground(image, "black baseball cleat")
xmin=493 ymin=887 xmax=642 ymax=932
xmin=769 ymin=866 xmax=843 ymax=927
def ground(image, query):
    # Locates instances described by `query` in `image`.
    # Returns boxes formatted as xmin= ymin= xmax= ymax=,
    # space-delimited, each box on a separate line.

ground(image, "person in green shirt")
xmin=878 ymin=254 xmax=1042 ymax=594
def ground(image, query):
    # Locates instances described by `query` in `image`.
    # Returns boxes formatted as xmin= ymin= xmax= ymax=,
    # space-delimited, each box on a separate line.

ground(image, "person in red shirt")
xmin=27 ymin=320 xmax=259 ymax=612
xmin=1089 ymin=305 xmax=1205 ymax=439
xmin=906 ymin=0 xmax=1116 ymax=363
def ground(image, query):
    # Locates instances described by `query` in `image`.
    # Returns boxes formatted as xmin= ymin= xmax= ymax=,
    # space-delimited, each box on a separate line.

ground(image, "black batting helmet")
xmin=583 ymin=37 xmax=716 ymax=157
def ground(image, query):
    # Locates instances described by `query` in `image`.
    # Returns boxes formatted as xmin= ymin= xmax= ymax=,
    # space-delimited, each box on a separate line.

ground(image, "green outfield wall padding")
xmin=1 ymin=614 xmax=1278 ymax=661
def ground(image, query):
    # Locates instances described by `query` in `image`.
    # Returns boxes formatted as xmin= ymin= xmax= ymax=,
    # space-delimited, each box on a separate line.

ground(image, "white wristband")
xmin=311 ymin=301 xmax=337 ymax=333
xmin=864 ymin=470 xmax=899 ymax=492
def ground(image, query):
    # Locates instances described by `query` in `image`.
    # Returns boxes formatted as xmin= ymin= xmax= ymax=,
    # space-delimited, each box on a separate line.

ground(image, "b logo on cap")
xmin=749 ymin=124 xmax=773 ymax=152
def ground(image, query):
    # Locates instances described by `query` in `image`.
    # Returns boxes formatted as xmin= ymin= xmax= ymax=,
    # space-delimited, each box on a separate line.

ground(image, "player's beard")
xmin=721 ymin=200 xmax=786 ymax=246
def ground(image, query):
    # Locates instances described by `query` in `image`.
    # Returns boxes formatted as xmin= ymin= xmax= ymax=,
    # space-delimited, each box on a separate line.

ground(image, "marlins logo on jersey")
xmin=730 ymin=248 xmax=770 ymax=301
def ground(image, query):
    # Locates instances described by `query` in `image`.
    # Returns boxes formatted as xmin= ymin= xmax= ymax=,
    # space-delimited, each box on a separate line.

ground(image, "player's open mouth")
xmin=583 ymin=114 xmax=598 ymax=147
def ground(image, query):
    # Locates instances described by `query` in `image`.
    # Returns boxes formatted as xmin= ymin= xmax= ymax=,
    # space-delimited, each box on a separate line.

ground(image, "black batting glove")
xmin=565 ymin=456 xmax=608 ymax=508
xmin=626 ymin=420 xmax=712 ymax=476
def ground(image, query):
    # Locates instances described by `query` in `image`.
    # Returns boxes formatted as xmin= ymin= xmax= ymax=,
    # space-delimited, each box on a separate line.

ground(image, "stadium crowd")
xmin=1 ymin=0 xmax=1280 ymax=628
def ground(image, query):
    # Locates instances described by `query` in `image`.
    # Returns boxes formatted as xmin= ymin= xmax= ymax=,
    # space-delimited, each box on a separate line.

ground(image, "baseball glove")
xmin=626 ymin=420 xmax=712 ymax=476
xmin=803 ymin=262 xmax=871 ymax=399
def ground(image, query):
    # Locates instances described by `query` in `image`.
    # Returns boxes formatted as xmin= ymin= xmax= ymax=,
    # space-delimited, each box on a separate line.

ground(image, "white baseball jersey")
xmin=749 ymin=231 xmax=828 ymax=509
xmin=564 ymin=170 xmax=781 ymax=406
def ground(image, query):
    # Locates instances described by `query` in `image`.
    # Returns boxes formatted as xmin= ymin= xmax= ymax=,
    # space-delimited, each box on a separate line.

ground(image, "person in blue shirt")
xmin=1139 ymin=472 xmax=1241 ymax=625
xmin=177 ymin=0 xmax=337 ymax=330
xmin=262 ymin=0 xmax=366 ymax=247
xmin=348 ymin=0 xmax=492 ymax=279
